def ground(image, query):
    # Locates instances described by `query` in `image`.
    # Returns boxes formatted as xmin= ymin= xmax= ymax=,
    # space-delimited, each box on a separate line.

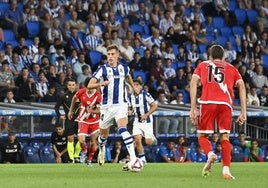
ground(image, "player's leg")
xmin=198 ymin=104 xmax=217 ymax=177
xmin=73 ymin=141 xmax=81 ymax=163
xmin=87 ymin=125 xmax=99 ymax=167
xmin=217 ymin=105 xmax=234 ymax=179
xmin=65 ymin=119 xmax=76 ymax=163
xmin=97 ymin=128 xmax=109 ymax=166
xmin=134 ymin=134 xmax=146 ymax=163
xmin=77 ymin=122 xmax=88 ymax=163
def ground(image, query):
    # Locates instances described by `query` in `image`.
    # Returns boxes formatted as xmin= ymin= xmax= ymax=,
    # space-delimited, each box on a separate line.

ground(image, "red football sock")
xmin=198 ymin=136 xmax=212 ymax=155
xmin=81 ymin=142 xmax=87 ymax=153
xmin=87 ymin=147 xmax=96 ymax=162
xmin=221 ymin=140 xmax=231 ymax=167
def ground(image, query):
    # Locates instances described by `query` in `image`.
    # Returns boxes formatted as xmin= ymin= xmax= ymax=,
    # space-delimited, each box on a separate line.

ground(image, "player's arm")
xmin=189 ymin=75 xmax=200 ymax=125
xmin=87 ymin=77 xmax=109 ymax=89
xmin=126 ymin=74 xmax=139 ymax=94
xmin=141 ymin=101 xmax=158 ymax=121
xmin=236 ymin=80 xmax=247 ymax=125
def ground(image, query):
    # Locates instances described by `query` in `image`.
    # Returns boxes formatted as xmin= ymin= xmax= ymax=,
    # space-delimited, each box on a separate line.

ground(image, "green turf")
xmin=0 ymin=162 xmax=267 ymax=188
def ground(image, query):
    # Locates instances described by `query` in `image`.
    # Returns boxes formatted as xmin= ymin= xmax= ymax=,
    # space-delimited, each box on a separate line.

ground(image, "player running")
xmin=190 ymin=45 xmax=246 ymax=179
xmin=68 ymin=77 xmax=102 ymax=167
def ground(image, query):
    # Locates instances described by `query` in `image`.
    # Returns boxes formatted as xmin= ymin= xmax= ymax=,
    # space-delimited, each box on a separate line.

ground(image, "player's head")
xmin=66 ymin=78 xmax=77 ymax=93
xmin=133 ymin=78 xmax=143 ymax=93
xmin=107 ymin=44 xmax=120 ymax=66
xmin=210 ymin=45 xmax=225 ymax=60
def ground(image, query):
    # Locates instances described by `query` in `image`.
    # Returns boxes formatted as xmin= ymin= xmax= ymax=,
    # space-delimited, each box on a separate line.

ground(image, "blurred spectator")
xmin=29 ymin=63 xmax=41 ymax=82
xmin=15 ymin=67 xmax=29 ymax=88
xmin=55 ymin=72 xmax=67 ymax=97
xmin=0 ymin=60 xmax=16 ymax=101
xmin=247 ymin=86 xmax=260 ymax=106
xmin=40 ymin=55 xmax=51 ymax=75
xmin=96 ymin=38 xmax=112 ymax=55
xmin=156 ymin=138 xmax=180 ymax=163
xmin=128 ymin=52 xmax=142 ymax=74
xmin=35 ymin=71 xmax=49 ymax=101
xmin=159 ymin=10 xmax=173 ymax=35
xmin=111 ymin=140 xmax=130 ymax=163
xmin=170 ymin=91 xmax=184 ymax=105
xmin=13 ymin=37 xmax=26 ymax=55
xmin=156 ymin=90 xmax=179 ymax=134
xmin=251 ymin=64 xmax=268 ymax=90
xmin=84 ymin=25 xmax=101 ymax=51
xmin=32 ymin=45 xmax=47 ymax=65
xmin=232 ymin=131 xmax=251 ymax=151
xmin=0 ymin=131 xmax=22 ymax=163
xmin=190 ymin=145 xmax=207 ymax=162
xmin=244 ymin=140 xmax=264 ymax=162
xmin=51 ymin=125 xmax=69 ymax=163
xmin=187 ymin=43 xmax=200 ymax=64
xmin=18 ymin=73 xmax=38 ymax=102
xmin=10 ymin=52 xmax=24 ymax=81
xmin=149 ymin=58 xmax=165 ymax=81
xmin=47 ymin=19 xmax=64 ymax=45
xmin=39 ymin=12 xmax=53 ymax=46
xmin=77 ymin=65 xmax=92 ymax=87
xmin=145 ymin=27 xmax=163 ymax=49
xmin=210 ymin=133 xmax=220 ymax=152
xmin=178 ymin=142 xmax=191 ymax=163
xmin=3 ymin=0 xmax=27 ymax=39
xmin=28 ymin=36 xmax=40 ymax=60
xmin=111 ymin=30 xmax=122 ymax=47
xmin=163 ymin=58 xmax=176 ymax=81
xmin=119 ymin=38 xmax=135 ymax=62
xmin=169 ymin=68 xmax=188 ymax=94
xmin=41 ymin=84 xmax=57 ymax=102
xmin=72 ymin=52 xmax=91 ymax=77
xmin=19 ymin=46 xmax=32 ymax=70
xmin=258 ymin=85 xmax=268 ymax=106
xmin=118 ymin=18 xmax=132 ymax=39
xmin=68 ymin=27 xmax=85 ymax=54
xmin=242 ymin=25 xmax=257 ymax=48
xmin=224 ymin=41 xmax=237 ymax=63
xmin=214 ymin=142 xmax=222 ymax=162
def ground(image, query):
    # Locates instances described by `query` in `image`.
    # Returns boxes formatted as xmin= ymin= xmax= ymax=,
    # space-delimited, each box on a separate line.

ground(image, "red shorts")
xmin=197 ymin=104 xmax=232 ymax=134
xmin=77 ymin=122 xmax=99 ymax=135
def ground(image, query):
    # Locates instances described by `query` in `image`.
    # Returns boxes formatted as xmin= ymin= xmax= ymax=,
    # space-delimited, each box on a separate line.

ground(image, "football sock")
xmin=74 ymin=142 xmax=81 ymax=158
xmin=98 ymin=136 xmax=107 ymax=147
xmin=221 ymin=139 xmax=231 ymax=167
xmin=67 ymin=141 xmax=74 ymax=160
xmin=87 ymin=147 xmax=97 ymax=162
xmin=118 ymin=127 xmax=136 ymax=160
xmin=198 ymin=136 xmax=212 ymax=155
xmin=138 ymin=153 xmax=146 ymax=162
xmin=223 ymin=166 xmax=230 ymax=174
xmin=81 ymin=142 xmax=87 ymax=153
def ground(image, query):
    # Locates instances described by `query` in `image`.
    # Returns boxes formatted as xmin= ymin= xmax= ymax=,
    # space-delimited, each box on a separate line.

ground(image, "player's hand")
xmin=60 ymin=115 xmax=66 ymax=120
xmin=140 ymin=114 xmax=148 ymax=121
xmin=236 ymin=113 xmax=246 ymax=126
xmin=102 ymin=81 xmax=110 ymax=86
xmin=190 ymin=108 xmax=198 ymax=125
xmin=67 ymin=112 xmax=73 ymax=120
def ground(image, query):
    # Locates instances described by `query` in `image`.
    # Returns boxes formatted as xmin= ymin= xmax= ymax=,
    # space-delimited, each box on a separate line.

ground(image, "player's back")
xmin=193 ymin=59 xmax=242 ymax=107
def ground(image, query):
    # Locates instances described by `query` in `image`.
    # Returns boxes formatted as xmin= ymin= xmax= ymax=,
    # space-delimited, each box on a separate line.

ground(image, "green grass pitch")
xmin=0 ymin=162 xmax=267 ymax=188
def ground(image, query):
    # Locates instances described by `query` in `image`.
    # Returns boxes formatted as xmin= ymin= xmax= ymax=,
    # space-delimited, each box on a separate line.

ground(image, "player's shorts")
xmin=99 ymin=104 xmax=128 ymax=129
xmin=77 ymin=122 xmax=99 ymax=136
xmin=197 ymin=103 xmax=232 ymax=134
xmin=132 ymin=121 xmax=154 ymax=139
xmin=64 ymin=119 xmax=78 ymax=136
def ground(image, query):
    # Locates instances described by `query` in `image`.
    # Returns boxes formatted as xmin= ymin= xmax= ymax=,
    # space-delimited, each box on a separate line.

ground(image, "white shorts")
xmin=132 ymin=120 xmax=154 ymax=139
xmin=99 ymin=104 xmax=128 ymax=129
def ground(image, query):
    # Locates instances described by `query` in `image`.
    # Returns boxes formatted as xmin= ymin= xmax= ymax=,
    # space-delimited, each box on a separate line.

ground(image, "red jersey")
xmin=75 ymin=88 xmax=102 ymax=124
xmin=193 ymin=60 xmax=242 ymax=109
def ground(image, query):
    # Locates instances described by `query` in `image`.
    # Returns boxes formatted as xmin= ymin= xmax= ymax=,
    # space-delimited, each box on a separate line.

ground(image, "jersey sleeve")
xmin=92 ymin=65 xmax=104 ymax=80
xmin=145 ymin=92 xmax=155 ymax=104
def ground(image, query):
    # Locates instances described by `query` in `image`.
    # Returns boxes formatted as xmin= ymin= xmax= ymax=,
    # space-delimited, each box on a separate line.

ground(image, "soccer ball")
xmin=129 ymin=158 xmax=144 ymax=172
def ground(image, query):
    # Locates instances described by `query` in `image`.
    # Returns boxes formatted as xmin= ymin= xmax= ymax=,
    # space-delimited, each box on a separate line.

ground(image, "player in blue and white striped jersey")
xmin=87 ymin=44 xmax=139 ymax=170
xmin=128 ymin=79 xmax=158 ymax=164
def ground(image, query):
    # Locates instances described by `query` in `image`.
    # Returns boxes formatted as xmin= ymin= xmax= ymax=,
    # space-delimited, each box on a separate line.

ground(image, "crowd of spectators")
xmin=0 ymin=0 xmax=268 ymax=105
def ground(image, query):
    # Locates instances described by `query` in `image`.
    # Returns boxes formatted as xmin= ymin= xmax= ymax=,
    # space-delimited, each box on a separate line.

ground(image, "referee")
xmin=54 ymin=79 xmax=80 ymax=163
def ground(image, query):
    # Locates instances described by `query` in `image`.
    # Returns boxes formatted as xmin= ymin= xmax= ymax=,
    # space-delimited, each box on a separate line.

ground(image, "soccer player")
xmin=128 ymin=79 xmax=158 ymax=165
xmin=189 ymin=45 xmax=246 ymax=179
xmin=54 ymin=79 xmax=80 ymax=163
xmin=87 ymin=44 xmax=139 ymax=170
xmin=1 ymin=131 xmax=22 ymax=163
xmin=68 ymin=77 xmax=102 ymax=167
xmin=51 ymin=125 xmax=69 ymax=163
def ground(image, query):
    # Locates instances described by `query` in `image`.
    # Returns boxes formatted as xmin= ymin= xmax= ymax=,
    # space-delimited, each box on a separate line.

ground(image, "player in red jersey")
xmin=190 ymin=45 xmax=246 ymax=179
xmin=68 ymin=77 xmax=102 ymax=166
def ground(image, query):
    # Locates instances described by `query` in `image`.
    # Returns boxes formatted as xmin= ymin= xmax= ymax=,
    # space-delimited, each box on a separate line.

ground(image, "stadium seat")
xmin=29 ymin=140 xmax=44 ymax=150
xmin=216 ymin=36 xmax=228 ymax=47
xmin=172 ymin=44 xmax=179 ymax=56
xmin=19 ymin=141 xmax=29 ymax=150
xmin=88 ymin=50 xmax=103 ymax=67
xmin=3 ymin=30 xmax=16 ymax=41
xmin=228 ymin=0 xmax=238 ymax=11
xmin=25 ymin=39 xmax=33 ymax=46
xmin=96 ymin=22 xmax=105 ymax=32
xmin=130 ymin=24 xmax=144 ymax=34
xmin=39 ymin=146 xmax=55 ymax=163
xmin=232 ymin=145 xmax=244 ymax=162
xmin=261 ymin=54 xmax=268 ymax=68
xmin=0 ymin=41 xmax=4 ymax=51
xmin=212 ymin=17 xmax=225 ymax=30
xmin=115 ymin=13 xmax=123 ymax=22
xmin=234 ymin=9 xmax=247 ymax=25
xmin=198 ymin=44 xmax=207 ymax=54
xmin=220 ymin=26 xmax=232 ymax=37
xmin=0 ymin=2 xmax=10 ymax=19
xmin=22 ymin=146 xmax=41 ymax=163
xmin=246 ymin=9 xmax=258 ymax=26
xmin=232 ymin=26 xmax=244 ymax=36
xmin=206 ymin=35 xmax=215 ymax=44
xmin=26 ymin=21 xmax=40 ymax=39
xmin=132 ymin=70 xmax=147 ymax=84
xmin=170 ymin=62 xmax=178 ymax=71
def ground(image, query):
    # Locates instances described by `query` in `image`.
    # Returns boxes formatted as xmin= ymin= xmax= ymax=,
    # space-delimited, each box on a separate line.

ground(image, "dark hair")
xmin=84 ymin=76 xmax=92 ymax=86
xmin=210 ymin=45 xmax=224 ymax=59
xmin=133 ymin=78 xmax=142 ymax=85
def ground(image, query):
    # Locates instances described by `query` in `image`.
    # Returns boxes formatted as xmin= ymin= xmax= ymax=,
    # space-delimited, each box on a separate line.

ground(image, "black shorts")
xmin=64 ymin=119 xmax=78 ymax=136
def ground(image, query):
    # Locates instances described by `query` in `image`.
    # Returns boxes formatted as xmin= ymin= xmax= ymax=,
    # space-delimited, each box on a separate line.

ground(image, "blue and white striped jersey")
xmin=93 ymin=62 xmax=129 ymax=105
xmin=128 ymin=90 xmax=155 ymax=123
